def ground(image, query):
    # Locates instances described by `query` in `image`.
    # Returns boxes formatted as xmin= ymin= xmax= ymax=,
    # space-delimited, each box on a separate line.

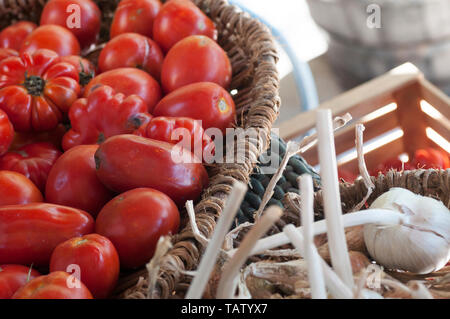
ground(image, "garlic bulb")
xmin=364 ymin=187 xmax=450 ymax=274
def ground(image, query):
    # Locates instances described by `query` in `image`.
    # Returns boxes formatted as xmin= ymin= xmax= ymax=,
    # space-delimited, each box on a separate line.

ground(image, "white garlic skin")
xmin=364 ymin=188 xmax=450 ymax=274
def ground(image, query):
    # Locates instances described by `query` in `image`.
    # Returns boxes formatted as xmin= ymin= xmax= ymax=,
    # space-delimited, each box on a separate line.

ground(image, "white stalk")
xmin=228 ymin=209 xmax=406 ymax=257
xmin=186 ymin=181 xmax=248 ymax=299
xmin=283 ymin=225 xmax=353 ymax=299
xmin=299 ymin=174 xmax=326 ymax=299
xmin=186 ymin=200 xmax=209 ymax=247
xmin=216 ymin=206 xmax=283 ymax=299
xmin=316 ymin=109 xmax=353 ymax=289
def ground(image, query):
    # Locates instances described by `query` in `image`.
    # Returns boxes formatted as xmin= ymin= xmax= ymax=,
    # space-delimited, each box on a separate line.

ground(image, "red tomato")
xmin=62 ymin=85 xmax=149 ymax=150
xmin=0 ymin=170 xmax=43 ymax=205
xmin=0 ymin=21 xmax=37 ymax=51
xmin=412 ymin=148 xmax=450 ymax=169
xmin=49 ymin=234 xmax=120 ymax=299
xmin=0 ymin=203 xmax=94 ymax=266
xmin=110 ymin=0 xmax=162 ymax=39
xmin=0 ymin=108 xmax=14 ymax=156
xmin=338 ymin=169 xmax=358 ymax=183
xmin=142 ymin=116 xmax=215 ymax=162
xmin=370 ymin=157 xmax=413 ymax=176
xmin=0 ymin=264 xmax=41 ymax=299
xmin=153 ymin=0 xmax=217 ymax=53
xmin=95 ymin=134 xmax=209 ymax=205
xmin=20 ymin=25 xmax=81 ymax=56
xmin=153 ymin=82 xmax=235 ymax=133
xmin=161 ymin=35 xmax=231 ymax=93
xmin=99 ymin=33 xmax=164 ymax=81
xmin=84 ymin=68 xmax=161 ymax=112
xmin=40 ymin=0 xmax=101 ymax=49
xmin=60 ymin=55 xmax=96 ymax=92
xmin=12 ymin=271 xmax=93 ymax=299
xmin=0 ymin=49 xmax=80 ymax=132
xmin=10 ymin=123 xmax=67 ymax=151
xmin=0 ymin=48 xmax=18 ymax=63
xmin=0 ymin=142 xmax=62 ymax=192
xmin=45 ymin=145 xmax=113 ymax=217
xmin=96 ymin=188 xmax=179 ymax=269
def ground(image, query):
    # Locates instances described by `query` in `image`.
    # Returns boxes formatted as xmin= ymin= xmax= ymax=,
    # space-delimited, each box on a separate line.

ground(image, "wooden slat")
xmin=419 ymin=78 xmax=450 ymax=120
xmin=425 ymin=116 xmax=450 ymax=143
xmin=279 ymin=63 xmax=423 ymax=140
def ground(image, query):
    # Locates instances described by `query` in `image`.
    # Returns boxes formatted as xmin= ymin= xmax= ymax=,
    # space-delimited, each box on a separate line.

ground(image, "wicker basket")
xmin=0 ymin=0 xmax=281 ymax=298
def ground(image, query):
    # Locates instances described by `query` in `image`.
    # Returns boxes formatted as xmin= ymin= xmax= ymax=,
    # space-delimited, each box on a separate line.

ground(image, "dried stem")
xmin=216 ymin=206 xmax=283 ymax=299
xmin=254 ymin=113 xmax=352 ymax=221
xmin=283 ymin=224 xmax=353 ymax=299
xmin=409 ymin=281 xmax=434 ymax=299
xmin=186 ymin=200 xmax=209 ymax=247
xmin=299 ymin=174 xmax=326 ymax=299
xmin=146 ymin=236 xmax=172 ymax=299
xmin=352 ymin=124 xmax=375 ymax=211
xmin=316 ymin=109 xmax=354 ymax=289
xmin=185 ymin=181 xmax=248 ymax=299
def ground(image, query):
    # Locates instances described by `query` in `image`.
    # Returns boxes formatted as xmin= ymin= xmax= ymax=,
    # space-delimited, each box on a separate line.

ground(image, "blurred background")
xmin=232 ymin=0 xmax=450 ymax=127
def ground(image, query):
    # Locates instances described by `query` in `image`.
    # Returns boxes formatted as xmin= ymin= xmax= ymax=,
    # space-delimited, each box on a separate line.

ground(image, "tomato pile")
xmin=0 ymin=0 xmax=236 ymax=299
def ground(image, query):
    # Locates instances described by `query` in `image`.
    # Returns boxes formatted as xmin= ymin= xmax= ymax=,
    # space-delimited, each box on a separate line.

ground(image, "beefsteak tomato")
xmin=60 ymin=55 xmax=96 ymax=92
xmin=0 ymin=49 xmax=80 ymax=132
xmin=0 ymin=108 xmax=14 ymax=156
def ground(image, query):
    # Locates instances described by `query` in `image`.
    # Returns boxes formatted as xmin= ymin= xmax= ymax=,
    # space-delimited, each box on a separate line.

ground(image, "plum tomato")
xmin=153 ymin=82 xmax=235 ymax=133
xmin=0 ymin=21 xmax=37 ymax=51
xmin=153 ymin=0 xmax=217 ymax=53
xmin=20 ymin=25 xmax=81 ymax=57
xmin=94 ymin=134 xmax=209 ymax=205
xmin=95 ymin=188 xmax=179 ymax=269
xmin=161 ymin=35 xmax=231 ymax=93
xmin=110 ymin=0 xmax=162 ymax=39
xmin=40 ymin=0 xmax=101 ymax=49
xmin=12 ymin=271 xmax=93 ymax=299
xmin=50 ymin=234 xmax=120 ymax=299
xmin=0 ymin=203 xmax=94 ymax=266
xmin=99 ymin=33 xmax=164 ymax=81
xmin=0 ymin=264 xmax=41 ymax=299
xmin=45 ymin=144 xmax=114 ymax=217
xmin=0 ymin=170 xmax=43 ymax=205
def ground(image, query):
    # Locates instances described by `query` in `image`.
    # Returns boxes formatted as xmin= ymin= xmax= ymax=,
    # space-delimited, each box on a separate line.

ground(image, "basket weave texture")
xmin=0 ymin=0 xmax=281 ymax=298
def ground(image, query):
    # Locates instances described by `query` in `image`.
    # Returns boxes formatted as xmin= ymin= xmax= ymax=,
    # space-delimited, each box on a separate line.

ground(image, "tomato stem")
xmin=23 ymin=73 xmax=46 ymax=96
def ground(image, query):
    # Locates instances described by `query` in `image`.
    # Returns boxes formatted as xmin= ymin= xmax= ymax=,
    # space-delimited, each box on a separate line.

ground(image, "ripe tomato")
xmin=20 ymin=25 xmax=81 ymax=56
xmin=153 ymin=0 xmax=217 ymax=53
xmin=63 ymin=86 xmax=149 ymax=151
xmin=370 ymin=157 xmax=413 ymax=176
xmin=45 ymin=145 xmax=113 ymax=217
xmin=338 ymin=169 xmax=358 ymax=183
xmin=153 ymin=82 xmax=235 ymax=133
xmin=0 ymin=203 xmax=94 ymax=266
xmin=96 ymin=188 xmax=179 ymax=269
xmin=99 ymin=33 xmax=164 ymax=81
xmin=0 ymin=142 xmax=62 ymax=192
xmin=0 ymin=48 xmax=18 ymax=62
xmin=161 ymin=35 xmax=231 ymax=93
xmin=40 ymin=0 xmax=101 ymax=49
xmin=110 ymin=0 xmax=162 ymax=39
xmin=12 ymin=271 xmax=93 ymax=299
xmin=60 ymin=55 xmax=96 ymax=93
xmin=0 ymin=49 xmax=80 ymax=132
xmin=50 ymin=234 xmax=120 ymax=299
xmin=95 ymin=134 xmax=209 ymax=205
xmin=0 ymin=170 xmax=43 ymax=205
xmin=84 ymin=68 xmax=161 ymax=112
xmin=0 ymin=21 xmax=36 ymax=51
xmin=0 ymin=265 xmax=41 ymax=299
xmin=10 ymin=123 xmax=67 ymax=151
xmin=142 ymin=116 xmax=215 ymax=162
xmin=412 ymin=148 xmax=449 ymax=169
xmin=0 ymin=108 xmax=14 ymax=156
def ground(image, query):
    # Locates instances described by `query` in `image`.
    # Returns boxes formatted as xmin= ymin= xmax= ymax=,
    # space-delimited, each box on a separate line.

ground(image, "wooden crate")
xmin=278 ymin=63 xmax=450 ymax=174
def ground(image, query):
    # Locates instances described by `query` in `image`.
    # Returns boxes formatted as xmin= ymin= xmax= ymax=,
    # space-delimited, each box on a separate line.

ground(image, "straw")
xmin=216 ymin=206 xmax=283 ymax=299
xmin=185 ymin=181 xmax=248 ymax=299
xmin=186 ymin=200 xmax=209 ymax=247
xmin=299 ymin=174 xmax=326 ymax=299
xmin=316 ymin=109 xmax=354 ymax=289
